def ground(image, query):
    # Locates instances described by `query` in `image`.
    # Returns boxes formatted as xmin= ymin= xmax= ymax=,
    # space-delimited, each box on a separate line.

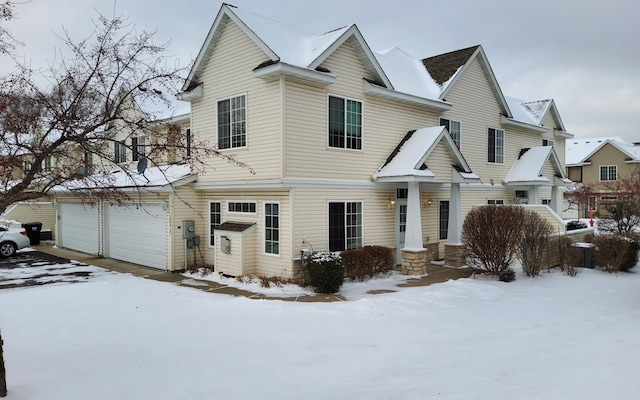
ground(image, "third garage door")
xmin=107 ymin=203 xmax=167 ymax=269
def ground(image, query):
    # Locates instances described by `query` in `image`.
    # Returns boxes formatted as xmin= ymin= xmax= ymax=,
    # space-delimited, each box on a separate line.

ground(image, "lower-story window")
xmin=488 ymin=199 xmax=504 ymax=205
xmin=329 ymin=201 xmax=362 ymax=252
xmin=439 ymin=201 xmax=449 ymax=240
xmin=265 ymin=202 xmax=279 ymax=255
xmin=209 ymin=201 xmax=221 ymax=246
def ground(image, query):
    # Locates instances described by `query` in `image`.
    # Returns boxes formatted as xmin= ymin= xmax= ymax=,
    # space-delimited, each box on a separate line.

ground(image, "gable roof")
xmin=373 ymin=126 xmax=478 ymax=183
xmin=181 ymin=4 xmax=392 ymax=93
xmin=566 ymin=136 xmax=640 ymax=166
xmin=504 ymin=146 xmax=569 ymax=185
xmin=421 ymin=45 xmax=512 ymax=118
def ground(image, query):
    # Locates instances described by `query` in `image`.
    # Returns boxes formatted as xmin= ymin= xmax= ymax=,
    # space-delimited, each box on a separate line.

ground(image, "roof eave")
xmin=554 ymin=128 xmax=574 ymax=139
xmin=372 ymin=175 xmax=436 ymax=183
xmin=363 ymin=80 xmax=451 ymax=111
xmin=176 ymin=85 xmax=203 ymax=101
xmin=253 ymin=62 xmax=336 ymax=84
xmin=500 ymin=115 xmax=548 ymax=133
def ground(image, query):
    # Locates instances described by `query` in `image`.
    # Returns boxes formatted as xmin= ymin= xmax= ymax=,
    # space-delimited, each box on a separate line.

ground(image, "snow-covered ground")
xmin=1 ymin=258 xmax=639 ymax=399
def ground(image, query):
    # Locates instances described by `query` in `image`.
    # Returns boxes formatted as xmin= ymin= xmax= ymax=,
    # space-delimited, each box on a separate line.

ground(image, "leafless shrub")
xmin=462 ymin=205 xmax=526 ymax=278
xmin=556 ymin=236 xmax=581 ymax=277
xmin=518 ymin=211 xmax=553 ymax=277
xmin=593 ymin=234 xmax=639 ymax=273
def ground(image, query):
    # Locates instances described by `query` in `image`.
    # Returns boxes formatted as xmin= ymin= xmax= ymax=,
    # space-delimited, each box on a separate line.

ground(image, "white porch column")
xmin=404 ymin=181 xmax=424 ymax=250
xmin=447 ymin=183 xmax=463 ymax=245
xmin=528 ymin=186 xmax=539 ymax=204
xmin=550 ymin=185 xmax=559 ymax=213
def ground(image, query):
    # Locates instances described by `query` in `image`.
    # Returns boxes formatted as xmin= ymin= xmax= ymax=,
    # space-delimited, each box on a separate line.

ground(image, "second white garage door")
xmin=107 ymin=203 xmax=167 ymax=270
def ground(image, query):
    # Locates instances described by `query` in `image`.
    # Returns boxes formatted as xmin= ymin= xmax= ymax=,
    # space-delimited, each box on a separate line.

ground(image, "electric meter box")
xmin=182 ymin=220 xmax=196 ymax=238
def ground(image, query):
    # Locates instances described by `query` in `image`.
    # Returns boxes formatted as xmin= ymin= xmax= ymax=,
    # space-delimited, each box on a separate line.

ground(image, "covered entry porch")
xmin=373 ymin=126 xmax=479 ymax=275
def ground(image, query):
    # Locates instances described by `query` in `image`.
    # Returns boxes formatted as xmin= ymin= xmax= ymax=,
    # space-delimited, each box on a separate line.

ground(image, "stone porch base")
xmin=444 ymin=244 xmax=466 ymax=268
xmin=401 ymin=249 xmax=427 ymax=275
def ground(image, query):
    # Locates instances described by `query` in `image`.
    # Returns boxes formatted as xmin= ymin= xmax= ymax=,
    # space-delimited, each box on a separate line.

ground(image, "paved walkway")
xmin=33 ymin=243 xmax=473 ymax=302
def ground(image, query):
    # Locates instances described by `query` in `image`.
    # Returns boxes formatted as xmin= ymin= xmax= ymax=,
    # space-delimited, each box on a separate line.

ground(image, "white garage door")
xmin=107 ymin=203 xmax=167 ymax=269
xmin=59 ymin=203 xmax=100 ymax=254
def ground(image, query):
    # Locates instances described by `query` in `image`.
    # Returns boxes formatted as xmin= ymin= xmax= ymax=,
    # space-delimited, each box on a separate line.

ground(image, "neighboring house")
xmin=167 ymin=4 xmax=574 ymax=277
xmin=564 ymin=136 xmax=640 ymax=218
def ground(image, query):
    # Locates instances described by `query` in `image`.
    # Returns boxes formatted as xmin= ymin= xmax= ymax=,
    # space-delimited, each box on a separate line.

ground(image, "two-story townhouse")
xmin=564 ymin=136 xmax=640 ymax=218
xmin=174 ymin=4 xmax=573 ymax=277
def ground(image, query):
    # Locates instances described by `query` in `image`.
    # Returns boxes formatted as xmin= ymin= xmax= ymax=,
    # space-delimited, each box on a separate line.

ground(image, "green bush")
xmin=307 ymin=251 xmax=344 ymax=293
xmin=593 ymin=234 xmax=639 ymax=273
xmin=363 ymin=246 xmax=395 ymax=275
xmin=499 ymin=267 xmax=516 ymax=282
xmin=566 ymin=220 xmax=588 ymax=231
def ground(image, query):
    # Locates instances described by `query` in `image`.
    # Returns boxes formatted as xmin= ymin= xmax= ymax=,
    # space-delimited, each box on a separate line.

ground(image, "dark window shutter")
xmin=132 ymin=137 xmax=138 ymax=161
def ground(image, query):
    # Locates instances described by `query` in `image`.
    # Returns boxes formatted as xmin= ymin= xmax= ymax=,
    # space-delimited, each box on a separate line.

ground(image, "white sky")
xmin=2 ymin=0 xmax=639 ymax=142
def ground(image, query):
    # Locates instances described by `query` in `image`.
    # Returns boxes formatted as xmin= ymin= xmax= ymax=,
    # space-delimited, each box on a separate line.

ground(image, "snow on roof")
xmin=58 ymin=164 xmax=194 ymax=191
xmin=230 ymin=6 xmax=350 ymax=68
xmin=374 ymin=48 xmax=441 ymax=100
xmin=373 ymin=127 xmax=444 ymax=180
xmin=565 ymin=136 xmax=640 ymax=165
xmin=504 ymin=146 xmax=554 ymax=184
xmin=505 ymin=96 xmax=545 ymax=126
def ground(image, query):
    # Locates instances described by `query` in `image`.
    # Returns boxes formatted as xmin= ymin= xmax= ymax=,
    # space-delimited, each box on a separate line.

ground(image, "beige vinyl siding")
xmin=292 ymin=188 xmax=396 ymax=255
xmin=426 ymin=144 xmax=457 ymax=183
xmin=440 ymin=58 xmax=506 ymax=181
xmin=283 ymin=40 xmax=439 ymax=180
xmin=197 ymin=189 xmax=293 ymax=278
xmin=3 ymin=201 xmax=56 ymax=235
xmin=169 ymin=186 xmax=203 ymax=270
xmin=190 ymin=18 xmax=282 ymax=183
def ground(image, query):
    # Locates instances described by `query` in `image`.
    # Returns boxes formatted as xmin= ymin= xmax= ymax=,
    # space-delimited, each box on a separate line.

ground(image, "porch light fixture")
xmin=423 ymin=198 xmax=433 ymax=207
xmin=387 ymin=198 xmax=396 ymax=209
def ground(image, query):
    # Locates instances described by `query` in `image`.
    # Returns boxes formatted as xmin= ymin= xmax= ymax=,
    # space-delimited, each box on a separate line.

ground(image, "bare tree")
xmin=563 ymin=182 xmax=595 ymax=218
xmin=596 ymin=168 xmax=640 ymax=237
xmin=0 ymin=13 xmax=251 ymax=215
xmin=0 ymin=1 xmax=19 ymax=57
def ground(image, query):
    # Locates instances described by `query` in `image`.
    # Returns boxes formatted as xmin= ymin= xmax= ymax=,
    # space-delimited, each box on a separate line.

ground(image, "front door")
xmin=395 ymin=200 xmax=407 ymax=265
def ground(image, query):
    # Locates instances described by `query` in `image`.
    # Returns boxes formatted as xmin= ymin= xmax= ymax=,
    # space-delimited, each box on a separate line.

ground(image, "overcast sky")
xmin=3 ymin=0 xmax=639 ymax=142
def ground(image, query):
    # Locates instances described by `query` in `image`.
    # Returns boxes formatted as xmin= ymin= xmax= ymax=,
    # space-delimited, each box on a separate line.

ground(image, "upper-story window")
xmin=600 ymin=165 xmax=617 ymax=181
xmin=114 ymin=141 xmax=127 ymax=163
xmin=543 ymin=139 xmax=554 ymax=147
xmin=440 ymin=118 xmax=461 ymax=149
xmin=328 ymin=95 xmax=362 ymax=150
xmin=132 ymin=136 xmax=146 ymax=161
xmin=218 ymin=94 xmax=246 ymax=150
xmin=487 ymin=128 xmax=504 ymax=164
xmin=228 ymin=201 xmax=256 ymax=213
xmin=42 ymin=156 xmax=52 ymax=172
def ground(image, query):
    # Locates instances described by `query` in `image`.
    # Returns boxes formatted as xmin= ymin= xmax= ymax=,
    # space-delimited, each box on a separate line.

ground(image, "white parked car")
xmin=0 ymin=225 xmax=30 ymax=256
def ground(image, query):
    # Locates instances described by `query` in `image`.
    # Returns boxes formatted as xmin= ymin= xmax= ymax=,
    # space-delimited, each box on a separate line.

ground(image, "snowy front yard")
xmin=1 ymin=261 xmax=639 ymax=400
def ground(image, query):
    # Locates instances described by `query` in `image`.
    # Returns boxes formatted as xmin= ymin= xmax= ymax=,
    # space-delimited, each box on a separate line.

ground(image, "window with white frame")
xmin=228 ymin=201 xmax=256 ymax=213
xmin=599 ymin=165 xmax=617 ymax=181
xmin=440 ymin=118 xmax=461 ymax=149
xmin=209 ymin=201 xmax=221 ymax=246
xmin=542 ymin=199 xmax=551 ymax=205
xmin=114 ymin=141 xmax=127 ymax=163
xmin=22 ymin=160 xmax=32 ymax=172
xmin=218 ymin=94 xmax=246 ymax=149
xmin=439 ymin=200 xmax=449 ymax=240
xmin=328 ymin=95 xmax=362 ymax=150
xmin=542 ymin=139 xmax=554 ymax=147
xmin=328 ymin=201 xmax=362 ymax=252
xmin=132 ymin=136 xmax=146 ymax=161
xmin=487 ymin=199 xmax=504 ymax=205
xmin=487 ymin=128 xmax=504 ymax=163
xmin=264 ymin=202 xmax=279 ymax=255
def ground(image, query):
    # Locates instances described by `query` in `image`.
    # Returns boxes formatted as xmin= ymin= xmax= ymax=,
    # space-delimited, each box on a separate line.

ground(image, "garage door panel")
xmin=59 ymin=203 xmax=99 ymax=254
xmin=107 ymin=204 xmax=167 ymax=269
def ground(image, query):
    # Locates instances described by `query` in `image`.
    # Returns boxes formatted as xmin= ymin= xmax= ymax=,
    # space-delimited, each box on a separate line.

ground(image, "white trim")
xmin=363 ymin=80 xmax=451 ymax=111
xmin=263 ymin=201 xmax=281 ymax=256
xmin=208 ymin=200 xmax=222 ymax=248
xmin=327 ymin=93 xmax=364 ymax=151
xmin=227 ymin=200 xmax=257 ymax=214
xmin=327 ymin=200 xmax=364 ymax=252
xmin=253 ymin=62 xmax=336 ymax=84
xmin=217 ymin=93 xmax=248 ymax=151
xmin=193 ymin=178 xmax=398 ymax=190
xmin=500 ymin=115 xmax=548 ymax=133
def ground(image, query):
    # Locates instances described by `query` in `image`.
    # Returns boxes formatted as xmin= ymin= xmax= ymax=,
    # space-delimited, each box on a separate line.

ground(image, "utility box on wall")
xmin=214 ymin=221 xmax=257 ymax=277
xmin=182 ymin=220 xmax=195 ymax=238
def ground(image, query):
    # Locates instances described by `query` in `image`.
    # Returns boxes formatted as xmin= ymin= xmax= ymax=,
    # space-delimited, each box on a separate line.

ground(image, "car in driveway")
xmin=0 ymin=225 xmax=30 ymax=256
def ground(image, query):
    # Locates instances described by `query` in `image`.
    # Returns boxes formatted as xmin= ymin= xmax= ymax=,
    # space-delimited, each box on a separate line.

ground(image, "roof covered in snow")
xmin=57 ymin=163 xmax=195 ymax=191
xmin=565 ymin=136 xmax=640 ymax=166
xmin=504 ymin=146 xmax=567 ymax=185
xmin=373 ymin=126 xmax=478 ymax=182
